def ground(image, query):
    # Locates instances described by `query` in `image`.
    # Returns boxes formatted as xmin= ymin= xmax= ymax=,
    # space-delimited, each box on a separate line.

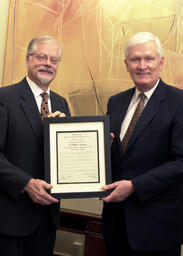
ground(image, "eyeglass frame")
xmin=28 ymin=53 xmax=61 ymax=65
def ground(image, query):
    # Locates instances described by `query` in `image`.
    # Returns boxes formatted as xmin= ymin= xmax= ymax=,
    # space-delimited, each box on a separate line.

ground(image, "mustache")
xmin=37 ymin=67 xmax=54 ymax=74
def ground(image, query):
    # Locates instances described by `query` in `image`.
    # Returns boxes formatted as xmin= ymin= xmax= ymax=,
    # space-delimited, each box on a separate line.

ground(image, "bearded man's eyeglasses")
xmin=29 ymin=54 xmax=61 ymax=65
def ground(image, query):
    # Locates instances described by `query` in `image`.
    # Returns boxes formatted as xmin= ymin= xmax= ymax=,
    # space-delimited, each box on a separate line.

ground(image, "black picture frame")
xmin=44 ymin=115 xmax=111 ymax=199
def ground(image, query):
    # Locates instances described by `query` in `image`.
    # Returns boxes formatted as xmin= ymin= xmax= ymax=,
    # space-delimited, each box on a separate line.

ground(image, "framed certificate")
xmin=44 ymin=115 xmax=111 ymax=199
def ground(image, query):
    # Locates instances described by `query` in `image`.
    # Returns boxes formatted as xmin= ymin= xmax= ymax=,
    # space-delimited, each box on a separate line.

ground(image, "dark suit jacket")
xmin=102 ymin=79 xmax=183 ymax=251
xmin=0 ymin=77 xmax=70 ymax=236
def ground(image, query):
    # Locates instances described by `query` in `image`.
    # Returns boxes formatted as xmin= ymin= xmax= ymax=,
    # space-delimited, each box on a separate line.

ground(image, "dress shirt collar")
xmin=134 ymin=79 xmax=160 ymax=101
xmin=26 ymin=76 xmax=50 ymax=97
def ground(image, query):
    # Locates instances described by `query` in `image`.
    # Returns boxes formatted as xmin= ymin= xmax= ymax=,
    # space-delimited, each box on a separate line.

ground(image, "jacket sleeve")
xmin=0 ymin=96 xmax=31 ymax=199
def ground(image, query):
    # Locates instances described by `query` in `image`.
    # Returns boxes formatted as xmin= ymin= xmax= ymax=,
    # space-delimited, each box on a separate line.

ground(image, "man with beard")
xmin=0 ymin=36 xmax=70 ymax=256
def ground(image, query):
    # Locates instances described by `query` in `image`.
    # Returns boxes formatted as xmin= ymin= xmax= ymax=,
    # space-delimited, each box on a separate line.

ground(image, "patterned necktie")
xmin=121 ymin=93 xmax=146 ymax=152
xmin=40 ymin=92 xmax=50 ymax=120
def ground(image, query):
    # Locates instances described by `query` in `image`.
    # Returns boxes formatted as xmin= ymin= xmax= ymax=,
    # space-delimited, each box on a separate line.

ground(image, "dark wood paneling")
xmin=59 ymin=208 xmax=107 ymax=256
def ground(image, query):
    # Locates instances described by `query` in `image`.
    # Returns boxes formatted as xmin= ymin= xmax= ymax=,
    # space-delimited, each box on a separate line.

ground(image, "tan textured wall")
xmin=0 ymin=0 xmax=10 ymax=85
xmin=3 ymin=0 xmax=183 ymax=115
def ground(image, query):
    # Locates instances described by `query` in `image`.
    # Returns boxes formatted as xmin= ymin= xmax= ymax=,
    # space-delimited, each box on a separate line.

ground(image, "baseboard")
xmin=53 ymin=251 xmax=71 ymax=256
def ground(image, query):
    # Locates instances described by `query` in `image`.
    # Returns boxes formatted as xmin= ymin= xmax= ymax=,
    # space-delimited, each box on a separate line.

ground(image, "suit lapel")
xmin=19 ymin=78 xmax=43 ymax=147
xmin=112 ymin=88 xmax=135 ymax=136
xmin=50 ymin=91 xmax=60 ymax=112
xmin=109 ymin=89 xmax=134 ymax=160
xmin=126 ymin=81 xmax=166 ymax=152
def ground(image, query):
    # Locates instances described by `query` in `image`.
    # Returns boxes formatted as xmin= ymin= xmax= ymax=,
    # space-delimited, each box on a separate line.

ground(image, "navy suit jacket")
xmin=102 ymin=79 xmax=183 ymax=251
xmin=0 ymin=77 xmax=70 ymax=236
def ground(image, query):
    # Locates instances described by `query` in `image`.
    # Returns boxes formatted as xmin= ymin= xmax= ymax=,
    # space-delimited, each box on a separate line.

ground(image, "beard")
xmin=36 ymin=67 xmax=55 ymax=85
xmin=37 ymin=75 xmax=53 ymax=84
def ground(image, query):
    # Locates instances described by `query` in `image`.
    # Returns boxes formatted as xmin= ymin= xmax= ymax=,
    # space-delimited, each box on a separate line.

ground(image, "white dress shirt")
xmin=120 ymin=79 xmax=159 ymax=141
xmin=26 ymin=76 xmax=52 ymax=113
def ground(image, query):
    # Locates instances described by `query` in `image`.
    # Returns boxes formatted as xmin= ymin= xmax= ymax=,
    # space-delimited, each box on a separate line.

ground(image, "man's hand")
xmin=47 ymin=111 xmax=66 ymax=118
xmin=102 ymin=180 xmax=134 ymax=203
xmin=24 ymin=178 xmax=59 ymax=205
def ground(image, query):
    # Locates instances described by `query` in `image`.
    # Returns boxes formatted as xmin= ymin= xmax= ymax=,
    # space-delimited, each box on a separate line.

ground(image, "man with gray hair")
xmin=102 ymin=32 xmax=183 ymax=256
xmin=0 ymin=35 xmax=70 ymax=256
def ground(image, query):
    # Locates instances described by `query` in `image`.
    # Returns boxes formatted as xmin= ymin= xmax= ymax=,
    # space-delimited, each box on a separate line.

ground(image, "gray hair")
xmin=124 ymin=32 xmax=164 ymax=59
xmin=27 ymin=35 xmax=62 ymax=58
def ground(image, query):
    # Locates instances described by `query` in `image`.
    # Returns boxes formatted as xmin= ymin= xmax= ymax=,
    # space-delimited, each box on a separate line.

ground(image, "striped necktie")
xmin=121 ymin=93 xmax=146 ymax=152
